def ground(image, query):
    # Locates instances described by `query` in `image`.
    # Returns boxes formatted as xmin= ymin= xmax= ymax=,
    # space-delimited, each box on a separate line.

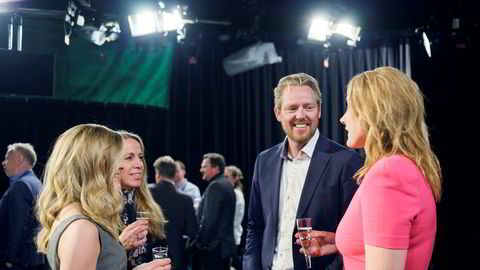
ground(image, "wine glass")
xmin=296 ymin=217 xmax=312 ymax=269
xmin=136 ymin=211 xmax=149 ymax=221
xmin=152 ymin=246 xmax=168 ymax=259
xmin=136 ymin=211 xmax=149 ymax=253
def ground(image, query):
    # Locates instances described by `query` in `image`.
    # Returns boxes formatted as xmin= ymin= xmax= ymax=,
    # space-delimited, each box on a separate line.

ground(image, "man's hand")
xmin=295 ymin=230 xmax=338 ymax=257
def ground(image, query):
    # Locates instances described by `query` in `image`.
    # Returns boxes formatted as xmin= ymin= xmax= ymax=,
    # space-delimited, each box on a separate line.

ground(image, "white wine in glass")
xmin=136 ymin=211 xmax=149 ymax=253
xmin=136 ymin=211 xmax=149 ymax=221
xmin=296 ymin=218 xmax=312 ymax=269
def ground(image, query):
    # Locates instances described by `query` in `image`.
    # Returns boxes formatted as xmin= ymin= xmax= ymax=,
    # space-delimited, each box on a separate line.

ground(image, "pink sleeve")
xmin=361 ymin=160 xmax=420 ymax=249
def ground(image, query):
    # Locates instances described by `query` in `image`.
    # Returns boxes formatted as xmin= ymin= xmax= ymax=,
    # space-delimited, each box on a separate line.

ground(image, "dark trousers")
xmin=231 ymin=244 xmax=243 ymax=270
xmin=195 ymin=246 xmax=230 ymax=270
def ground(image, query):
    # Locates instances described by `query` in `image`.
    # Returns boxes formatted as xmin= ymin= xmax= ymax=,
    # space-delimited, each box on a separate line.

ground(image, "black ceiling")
xmin=5 ymin=0 xmax=477 ymax=39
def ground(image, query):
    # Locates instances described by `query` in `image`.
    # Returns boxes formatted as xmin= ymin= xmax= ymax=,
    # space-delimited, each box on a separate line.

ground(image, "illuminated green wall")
xmin=1 ymin=15 xmax=172 ymax=108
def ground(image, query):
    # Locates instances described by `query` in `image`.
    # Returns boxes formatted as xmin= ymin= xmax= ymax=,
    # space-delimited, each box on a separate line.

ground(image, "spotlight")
xmin=422 ymin=32 xmax=432 ymax=58
xmin=346 ymin=39 xmax=356 ymax=47
xmin=323 ymin=57 xmax=329 ymax=68
xmin=307 ymin=4 xmax=361 ymax=47
xmin=128 ymin=11 xmax=158 ymax=37
xmin=308 ymin=16 xmax=333 ymax=41
xmin=334 ymin=21 xmax=361 ymax=42
xmin=64 ymin=0 xmax=121 ymax=46
xmin=127 ymin=4 xmax=188 ymax=38
xmin=159 ymin=9 xmax=185 ymax=32
xmin=75 ymin=21 xmax=120 ymax=46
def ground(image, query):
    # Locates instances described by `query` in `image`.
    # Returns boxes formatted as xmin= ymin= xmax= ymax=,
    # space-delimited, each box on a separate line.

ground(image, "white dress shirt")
xmin=272 ymin=129 xmax=319 ymax=270
xmin=233 ymin=188 xmax=245 ymax=245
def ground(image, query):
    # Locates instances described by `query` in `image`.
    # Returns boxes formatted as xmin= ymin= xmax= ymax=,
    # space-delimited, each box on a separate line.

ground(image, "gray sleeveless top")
xmin=47 ymin=215 xmax=127 ymax=270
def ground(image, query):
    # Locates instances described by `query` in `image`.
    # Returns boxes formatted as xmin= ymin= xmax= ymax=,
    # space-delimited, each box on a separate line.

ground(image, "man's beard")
xmin=284 ymin=125 xmax=315 ymax=146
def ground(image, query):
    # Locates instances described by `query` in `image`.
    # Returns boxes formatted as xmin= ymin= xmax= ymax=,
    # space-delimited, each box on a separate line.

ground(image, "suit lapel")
xmin=270 ymin=146 xmax=284 ymax=231
xmin=296 ymin=135 xmax=331 ymax=218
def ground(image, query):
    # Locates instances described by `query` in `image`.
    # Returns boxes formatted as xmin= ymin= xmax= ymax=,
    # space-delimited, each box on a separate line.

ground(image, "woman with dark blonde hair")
xmin=224 ymin=165 xmax=245 ymax=246
xmin=36 ymin=124 xmax=171 ymax=270
xmin=224 ymin=165 xmax=246 ymax=270
xmin=117 ymin=131 xmax=168 ymax=270
xmin=298 ymin=67 xmax=442 ymax=270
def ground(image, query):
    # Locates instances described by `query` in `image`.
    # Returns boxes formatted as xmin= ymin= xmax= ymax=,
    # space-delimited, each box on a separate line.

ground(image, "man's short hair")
xmin=175 ymin=160 xmax=185 ymax=170
xmin=153 ymin=156 xmax=177 ymax=179
xmin=273 ymin=73 xmax=322 ymax=111
xmin=7 ymin=143 xmax=37 ymax=167
xmin=203 ymin=153 xmax=225 ymax=173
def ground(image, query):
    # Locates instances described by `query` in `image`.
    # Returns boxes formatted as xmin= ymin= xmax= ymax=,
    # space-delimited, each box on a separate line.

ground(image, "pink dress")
xmin=336 ymin=155 xmax=437 ymax=270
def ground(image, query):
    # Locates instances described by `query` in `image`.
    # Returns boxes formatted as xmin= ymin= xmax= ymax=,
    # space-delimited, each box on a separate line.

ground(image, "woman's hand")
xmin=133 ymin=258 xmax=171 ymax=270
xmin=119 ymin=220 xmax=148 ymax=250
xmin=295 ymin=230 xmax=338 ymax=257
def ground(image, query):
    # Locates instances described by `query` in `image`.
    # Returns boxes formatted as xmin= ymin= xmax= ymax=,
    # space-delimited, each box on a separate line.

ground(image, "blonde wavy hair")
xmin=118 ymin=131 xmax=166 ymax=239
xmin=347 ymin=66 xmax=442 ymax=201
xmin=36 ymin=124 xmax=125 ymax=253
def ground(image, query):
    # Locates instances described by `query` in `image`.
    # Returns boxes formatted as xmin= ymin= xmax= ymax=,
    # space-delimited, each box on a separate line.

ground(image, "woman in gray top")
xmin=35 ymin=124 xmax=171 ymax=270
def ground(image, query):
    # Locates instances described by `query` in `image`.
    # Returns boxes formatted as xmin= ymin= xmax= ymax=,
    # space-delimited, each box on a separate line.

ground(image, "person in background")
xmin=0 ymin=143 xmax=46 ymax=270
xmin=149 ymin=155 xmax=198 ymax=270
xmin=117 ymin=131 xmax=168 ymax=270
xmin=244 ymin=73 xmax=362 ymax=270
xmin=174 ymin=161 xmax=201 ymax=209
xmin=35 ymin=123 xmax=171 ymax=270
xmin=195 ymin=153 xmax=236 ymax=270
xmin=299 ymin=67 xmax=442 ymax=270
xmin=224 ymin=165 xmax=245 ymax=270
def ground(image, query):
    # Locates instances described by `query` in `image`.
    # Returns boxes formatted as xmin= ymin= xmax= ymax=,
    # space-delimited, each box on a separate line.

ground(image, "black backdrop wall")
xmin=0 ymin=37 xmax=410 ymax=193
xmin=1 ymin=34 xmax=462 ymax=268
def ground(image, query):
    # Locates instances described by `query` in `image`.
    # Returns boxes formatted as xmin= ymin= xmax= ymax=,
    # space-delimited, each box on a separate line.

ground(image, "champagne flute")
xmin=296 ymin=217 xmax=312 ymax=269
xmin=136 ymin=211 xmax=149 ymax=253
xmin=136 ymin=211 xmax=149 ymax=221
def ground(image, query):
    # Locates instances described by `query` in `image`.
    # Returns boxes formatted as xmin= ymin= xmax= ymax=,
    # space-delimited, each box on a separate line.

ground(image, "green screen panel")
xmin=12 ymin=15 xmax=172 ymax=108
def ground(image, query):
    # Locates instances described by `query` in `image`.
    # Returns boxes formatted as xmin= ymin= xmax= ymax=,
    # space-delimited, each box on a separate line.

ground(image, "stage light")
xmin=308 ymin=17 xmax=333 ymax=41
xmin=159 ymin=9 xmax=185 ymax=32
xmin=128 ymin=4 xmax=188 ymax=37
xmin=128 ymin=11 xmax=158 ymax=36
xmin=334 ymin=22 xmax=361 ymax=42
xmin=64 ymin=0 xmax=121 ymax=46
xmin=323 ymin=57 xmax=329 ymax=68
xmin=307 ymin=4 xmax=361 ymax=47
xmin=422 ymin=32 xmax=431 ymax=58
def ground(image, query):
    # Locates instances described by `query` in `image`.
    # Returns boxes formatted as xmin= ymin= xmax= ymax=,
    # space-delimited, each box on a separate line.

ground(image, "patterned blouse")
xmin=121 ymin=189 xmax=159 ymax=270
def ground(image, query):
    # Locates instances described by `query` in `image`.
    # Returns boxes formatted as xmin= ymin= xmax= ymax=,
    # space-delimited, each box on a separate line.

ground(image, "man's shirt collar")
xmin=280 ymin=129 xmax=319 ymax=160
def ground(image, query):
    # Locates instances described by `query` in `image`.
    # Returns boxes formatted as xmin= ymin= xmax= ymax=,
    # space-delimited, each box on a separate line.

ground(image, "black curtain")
xmin=6 ymin=35 xmax=452 ymax=268
xmin=0 ymin=37 xmax=410 ymax=197
xmin=168 ymin=37 xmax=411 ymax=193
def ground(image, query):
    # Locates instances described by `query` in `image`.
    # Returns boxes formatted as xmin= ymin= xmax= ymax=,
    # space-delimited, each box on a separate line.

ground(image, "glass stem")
xmin=305 ymin=255 xmax=311 ymax=269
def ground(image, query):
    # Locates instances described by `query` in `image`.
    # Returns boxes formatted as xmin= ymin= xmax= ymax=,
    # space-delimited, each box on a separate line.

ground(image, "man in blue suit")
xmin=243 ymin=73 xmax=362 ymax=270
xmin=0 ymin=143 xmax=45 ymax=270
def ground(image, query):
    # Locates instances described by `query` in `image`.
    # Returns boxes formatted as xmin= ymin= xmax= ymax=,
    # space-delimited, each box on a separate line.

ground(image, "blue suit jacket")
xmin=243 ymin=134 xmax=362 ymax=270
xmin=0 ymin=170 xmax=45 ymax=267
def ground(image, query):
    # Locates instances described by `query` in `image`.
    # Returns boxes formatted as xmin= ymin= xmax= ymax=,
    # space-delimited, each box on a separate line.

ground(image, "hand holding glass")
xmin=296 ymin=218 xmax=312 ymax=269
xmin=136 ymin=211 xmax=149 ymax=253
xmin=152 ymin=246 xmax=168 ymax=259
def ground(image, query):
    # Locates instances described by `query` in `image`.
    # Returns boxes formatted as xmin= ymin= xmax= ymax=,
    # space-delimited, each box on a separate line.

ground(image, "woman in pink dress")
xmin=296 ymin=67 xmax=442 ymax=270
